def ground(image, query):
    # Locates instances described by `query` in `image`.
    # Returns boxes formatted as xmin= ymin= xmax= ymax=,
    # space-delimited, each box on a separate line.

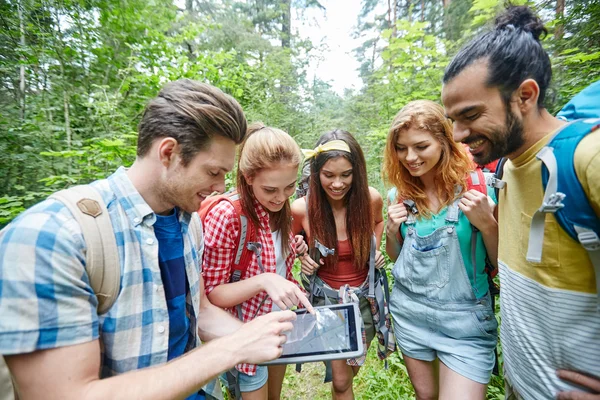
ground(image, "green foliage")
xmin=1 ymin=0 xmax=599 ymax=396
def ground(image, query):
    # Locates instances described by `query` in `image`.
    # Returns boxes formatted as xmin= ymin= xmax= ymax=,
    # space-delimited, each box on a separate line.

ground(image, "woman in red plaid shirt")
xmin=291 ymin=130 xmax=385 ymax=400
xmin=202 ymin=123 xmax=312 ymax=400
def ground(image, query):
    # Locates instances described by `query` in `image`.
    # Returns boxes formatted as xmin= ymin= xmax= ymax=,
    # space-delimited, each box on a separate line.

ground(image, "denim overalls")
xmin=390 ymin=198 xmax=498 ymax=384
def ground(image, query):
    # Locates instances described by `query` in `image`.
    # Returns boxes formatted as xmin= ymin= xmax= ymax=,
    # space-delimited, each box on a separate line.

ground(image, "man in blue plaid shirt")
xmin=0 ymin=79 xmax=297 ymax=400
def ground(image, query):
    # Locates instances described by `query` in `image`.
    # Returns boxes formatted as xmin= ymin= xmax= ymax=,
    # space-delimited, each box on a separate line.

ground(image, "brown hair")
xmin=137 ymin=79 xmax=247 ymax=165
xmin=237 ymin=122 xmax=302 ymax=253
xmin=383 ymin=100 xmax=473 ymax=217
xmin=307 ymin=130 xmax=373 ymax=270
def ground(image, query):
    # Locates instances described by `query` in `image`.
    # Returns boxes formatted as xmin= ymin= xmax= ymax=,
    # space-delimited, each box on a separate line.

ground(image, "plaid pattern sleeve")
xmin=0 ymin=200 xmax=98 ymax=354
xmin=202 ymin=201 xmax=239 ymax=295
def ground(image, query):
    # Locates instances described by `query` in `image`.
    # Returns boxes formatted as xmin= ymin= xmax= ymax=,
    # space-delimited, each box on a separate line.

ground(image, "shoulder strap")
xmin=50 ymin=185 xmax=120 ymax=315
xmin=465 ymin=169 xmax=490 ymax=288
xmin=199 ymin=192 xmax=258 ymax=284
xmin=226 ymin=192 xmax=259 ymax=282
xmin=466 ymin=169 xmax=487 ymax=195
xmin=528 ymin=119 xmax=600 ymax=306
xmin=189 ymin=212 xmax=203 ymax=257
xmin=489 ymin=157 xmax=507 ymax=201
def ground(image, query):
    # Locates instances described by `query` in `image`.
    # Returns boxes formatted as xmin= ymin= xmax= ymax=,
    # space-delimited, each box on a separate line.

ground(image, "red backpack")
xmin=465 ymin=169 xmax=498 ymax=280
xmin=198 ymin=191 xmax=258 ymax=283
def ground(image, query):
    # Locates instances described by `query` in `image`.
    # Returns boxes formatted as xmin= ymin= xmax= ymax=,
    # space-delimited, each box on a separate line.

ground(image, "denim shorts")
xmin=236 ymin=365 xmax=268 ymax=393
xmin=391 ymin=288 xmax=498 ymax=384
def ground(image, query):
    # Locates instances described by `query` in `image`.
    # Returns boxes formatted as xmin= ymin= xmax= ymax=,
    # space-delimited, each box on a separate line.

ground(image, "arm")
xmin=208 ymin=272 xmax=309 ymax=311
xmin=369 ymin=187 xmax=385 ymax=268
xmin=385 ymin=202 xmax=407 ymax=262
xmin=6 ymin=311 xmax=297 ymax=400
xmin=291 ymin=197 xmax=322 ymax=275
xmin=370 ymin=187 xmax=384 ymax=248
xmin=291 ymin=197 xmax=308 ymax=236
xmin=203 ymin=202 xmax=312 ymax=312
xmin=459 ymin=189 xmax=499 ymax=269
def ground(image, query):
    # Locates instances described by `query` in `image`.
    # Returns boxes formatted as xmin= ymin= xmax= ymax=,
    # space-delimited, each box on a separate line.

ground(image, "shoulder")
xmin=368 ymin=187 xmax=383 ymax=207
xmin=202 ymin=198 xmax=240 ymax=239
xmin=204 ymin=198 xmax=238 ymax=223
xmin=574 ymin=127 xmax=600 ymax=214
xmin=574 ymin=127 xmax=600 ymax=172
xmin=3 ymin=198 xmax=85 ymax=249
xmin=291 ymin=197 xmax=307 ymax=219
xmin=386 ymin=187 xmax=398 ymax=205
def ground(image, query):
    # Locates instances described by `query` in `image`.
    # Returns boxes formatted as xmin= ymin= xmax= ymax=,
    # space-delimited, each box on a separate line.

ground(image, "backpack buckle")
xmin=486 ymin=175 xmax=506 ymax=189
xmin=578 ymin=231 xmax=600 ymax=252
xmin=403 ymin=199 xmax=419 ymax=215
xmin=539 ymin=192 xmax=566 ymax=213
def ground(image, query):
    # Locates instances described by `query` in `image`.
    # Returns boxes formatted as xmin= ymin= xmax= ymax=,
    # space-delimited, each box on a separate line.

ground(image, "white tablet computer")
xmin=262 ymin=302 xmax=364 ymax=365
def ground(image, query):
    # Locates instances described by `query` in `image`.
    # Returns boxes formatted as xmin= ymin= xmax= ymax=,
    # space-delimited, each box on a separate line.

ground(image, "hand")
xmin=386 ymin=202 xmax=408 ymax=238
xmin=556 ymin=369 xmax=600 ymax=399
xmin=299 ymin=253 xmax=323 ymax=276
xmin=294 ymin=234 xmax=308 ymax=257
xmin=375 ymin=250 xmax=385 ymax=269
xmin=458 ymin=189 xmax=496 ymax=232
xmin=230 ymin=310 xmax=296 ymax=364
xmin=259 ymin=273 xmax=314 ymax=314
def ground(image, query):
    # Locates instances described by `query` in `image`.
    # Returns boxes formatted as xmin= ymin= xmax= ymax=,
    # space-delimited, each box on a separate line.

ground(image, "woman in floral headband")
xmin=291 ymin=130 xmax=385 ymax=399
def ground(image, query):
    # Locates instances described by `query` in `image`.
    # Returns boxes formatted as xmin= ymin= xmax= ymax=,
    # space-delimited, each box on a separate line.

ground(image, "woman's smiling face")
xmin=319 ymin=156 xmax=353 ymax=201
xmin=394 ymin=127 xmax=442 ymax=180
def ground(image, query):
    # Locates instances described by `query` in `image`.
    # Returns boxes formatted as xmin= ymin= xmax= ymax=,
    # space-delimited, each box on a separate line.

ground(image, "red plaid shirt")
xmin=202 ymin=198 xmax=299 ymax=375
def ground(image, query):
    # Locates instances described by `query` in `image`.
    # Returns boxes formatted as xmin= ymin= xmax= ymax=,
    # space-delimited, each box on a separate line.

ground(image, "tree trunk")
xmin=443 ymin=0 xmax=451 ymax=8
xmin=18 ymin=0 xmax=26 ymax=120
xmin=281 ymin=0 xmax=291 ymax=48
xmin=555 ymin=0 xmax=565 ymax=39
xmin=392 ymin=0 xmax=397 ymax=38
xmin=421 ymin=0 xmax=425 ymax=22
xmin=387 ymin=0 xmax=392 ymax=30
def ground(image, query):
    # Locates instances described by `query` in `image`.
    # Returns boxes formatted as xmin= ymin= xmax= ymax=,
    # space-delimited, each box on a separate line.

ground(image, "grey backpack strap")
xmin=189 ymin=212 xmax=204 ymax=259
xmin=527 ymin=147 xmax=566 ymax=263
xmin=573 ymin=225 xmax=600 ymax=304
xmin=50 ymin=185 xmax=120 ymax=315
xmin=368 ymin=235 xmax=376 ymax=298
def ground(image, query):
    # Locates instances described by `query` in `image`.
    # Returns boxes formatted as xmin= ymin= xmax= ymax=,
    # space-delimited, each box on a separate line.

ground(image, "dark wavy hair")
xmin=307 ymin=130 xmax=373 ymax=270
xmin=443 ymin=6 xmax=551 ymax=108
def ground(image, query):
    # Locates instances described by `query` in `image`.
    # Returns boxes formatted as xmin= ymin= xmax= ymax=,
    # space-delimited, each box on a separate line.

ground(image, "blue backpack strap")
xmin=529 ymin=118 xmax=600 ymax=305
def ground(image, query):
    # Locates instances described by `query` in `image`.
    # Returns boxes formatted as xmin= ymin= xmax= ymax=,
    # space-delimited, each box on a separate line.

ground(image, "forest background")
xmin=1 ymin=0 xmax=598 ymax=398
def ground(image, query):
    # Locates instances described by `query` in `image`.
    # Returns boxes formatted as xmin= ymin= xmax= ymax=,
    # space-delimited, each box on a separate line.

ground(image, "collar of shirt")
xmin=107 ymin=167 xmax=193 ymax=231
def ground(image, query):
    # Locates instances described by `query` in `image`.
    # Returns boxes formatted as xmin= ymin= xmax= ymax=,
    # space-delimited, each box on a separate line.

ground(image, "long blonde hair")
xmin=382 ymin=100 xmax=473 ymax=217
xmin=237 ymin=122 xmax=302 ymax=252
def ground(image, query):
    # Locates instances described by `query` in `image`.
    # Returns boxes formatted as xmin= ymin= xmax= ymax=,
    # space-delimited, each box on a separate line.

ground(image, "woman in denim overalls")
xmin=382 ymin=100 xmax=498 ymax=399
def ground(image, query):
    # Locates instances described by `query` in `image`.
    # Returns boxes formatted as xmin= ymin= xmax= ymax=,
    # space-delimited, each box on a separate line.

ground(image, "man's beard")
xmin=477 ymin=107 xmax=525 ymax=165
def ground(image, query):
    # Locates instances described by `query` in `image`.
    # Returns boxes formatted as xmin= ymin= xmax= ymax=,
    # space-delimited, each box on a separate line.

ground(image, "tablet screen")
xmin=278 ymin=304 xmax=359 ymax=359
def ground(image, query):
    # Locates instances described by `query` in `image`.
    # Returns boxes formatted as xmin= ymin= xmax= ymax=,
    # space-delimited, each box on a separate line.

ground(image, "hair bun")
xmin=247 ymin=121 xmax=266 ymax=136
xmin=495 ymin=6 xmax=547 ymax=41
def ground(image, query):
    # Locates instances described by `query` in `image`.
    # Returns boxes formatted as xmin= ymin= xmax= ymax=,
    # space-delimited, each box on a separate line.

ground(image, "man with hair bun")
xmin=442 ymin=6 xmax=600 ymax=400
xmin=0 ymin=79 xmax=297 ymax=400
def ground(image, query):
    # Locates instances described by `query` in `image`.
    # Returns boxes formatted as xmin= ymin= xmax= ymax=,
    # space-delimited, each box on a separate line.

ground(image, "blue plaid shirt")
xmin=0 ymin=167 xmax=221 ymax=399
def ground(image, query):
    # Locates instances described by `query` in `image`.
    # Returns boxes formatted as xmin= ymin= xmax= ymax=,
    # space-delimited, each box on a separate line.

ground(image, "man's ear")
xmin=515 ymin=79 xmax=541 ymax=115
xmin=157 ymin=138 xmax=179 ymax=167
